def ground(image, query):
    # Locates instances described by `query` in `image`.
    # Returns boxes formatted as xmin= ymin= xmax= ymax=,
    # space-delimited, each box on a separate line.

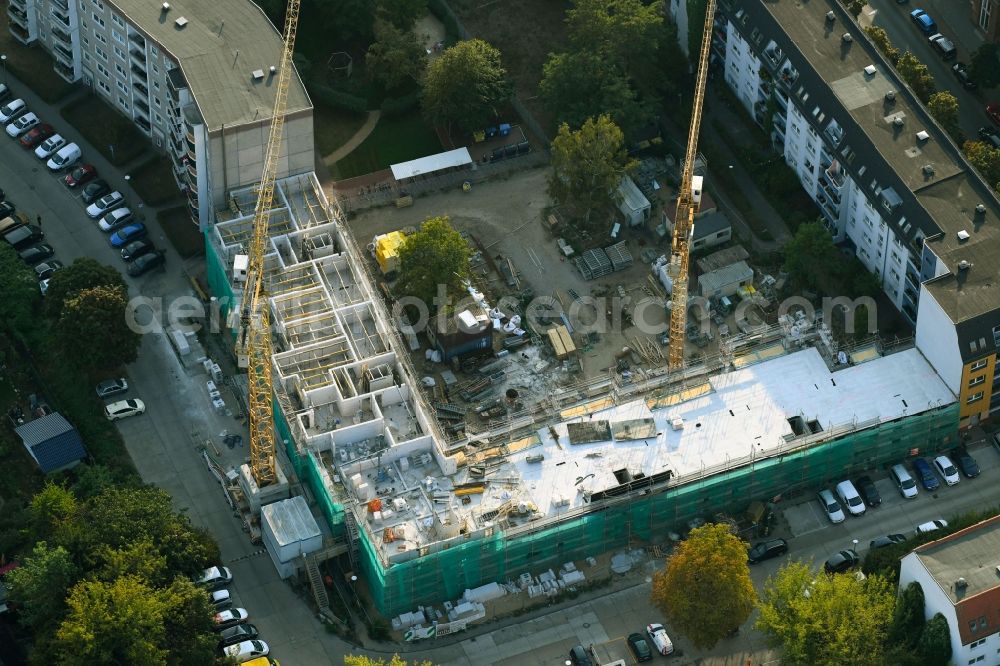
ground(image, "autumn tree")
xmin=421 ymin=39 xmax=512 ymax=134
xmin=44 ymin=257 xmax=127 ymax=317
xmin=395 ymin=216 xmax=471 ymax=310
xmin=58 ymin=285 xmax=140 ymax=375
xmin=928 ymin=92 xmax=961 ymax=142
xmin=756 ymin=561 xmax=896 ymax=666
xmin=896 ymin=52 xmax=935 ymax=103
xmin=549 ymin=114 xmax=636 ymax=233
xmin=651 ymin=523 xmax=756 ymax=649
xmin=367 ymin=19 xmax=427 ymax=91
xmin=28 ymin=481 xmax=78 ymax=543
xmin=963 ymin=140 xmax=1000 ymax=190
xmin=864 ymin=26 xmax=900 ymax=65
xmin=375 ymin=0 xmax=426 ymax=30
xmin=6 ymin=541 xmax=78 ymax=633
xmin=0 ymin=241 xmax=41 ymax=341
xmin=969 ymin=43 xmax=1000 ymax=88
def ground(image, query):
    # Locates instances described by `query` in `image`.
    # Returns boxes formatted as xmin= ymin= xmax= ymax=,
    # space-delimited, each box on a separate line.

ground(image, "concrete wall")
xmin=898 ymin=554 xmax=979 ymax=666
xmin=915 ymin=285 xmax=962 ymax=395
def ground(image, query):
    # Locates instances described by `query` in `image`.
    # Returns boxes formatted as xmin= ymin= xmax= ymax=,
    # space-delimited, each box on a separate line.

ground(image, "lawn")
xmin=60 ymin=93 xmax=147 ymax=166
xmin=313 ymin=103 xmax=368 ymax=157
xmin=158 ymin=205 xmax=204 ymax=259
xmin=334 ymin=114 xmax=442 ymax=179
xmin=0 ymin=14 xmax=76 ymax=103
xmin=130 ymin=155 xmax=184 ymax=206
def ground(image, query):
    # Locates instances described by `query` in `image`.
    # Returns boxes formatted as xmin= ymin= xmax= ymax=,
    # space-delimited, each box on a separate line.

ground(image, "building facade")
xmin=7 ymin=0 xmax=314 ymax=225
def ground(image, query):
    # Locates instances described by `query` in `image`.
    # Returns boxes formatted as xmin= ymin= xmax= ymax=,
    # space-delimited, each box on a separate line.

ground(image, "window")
xmin=82 ymin=36 xmax=89 ymax=46
xmin=96 ymin=62 xmax=109 ymax=77
xmin=95 ymin=32 xmax=107 ymax=45
xmin=112 ymin=13 xmax=124 ymax=28
xmin=153 ymin=112 xmax=162 ymax=124
xmin=967 ymin=391 xmax=985 ymax=404
xmin=972 ymin=638 xmax=987 ymax=648
xmin=111 ymin=29 xmax=124 ymax=45
xmin=97 ymin=79 xmax=111 ymax=94
xmin=114 ymin=46 xmax=125 ymax=60
xmin=970 ymin=375 xmax=986 ymax=388
xmin=91 ymin=0 xmax=103 ymax=7
xmin=117 ymin=96 xmax=129 ymax=111
xmin=83 ymin=52 xmax=90 ymax=62
xmin=116 ymin=80 xmax=127 ymax=94
xmin=152 ymin=95 xmax=160 ymax=107
xmin=115 ymin=63 xmax=126 ymax=78
xmin=92 ymin=13 xmax=105 ymax=28
xmin=972 ymin=358 xmax=988 ymax=371
xmin=150 ymin=45 xmax=158 ymax=57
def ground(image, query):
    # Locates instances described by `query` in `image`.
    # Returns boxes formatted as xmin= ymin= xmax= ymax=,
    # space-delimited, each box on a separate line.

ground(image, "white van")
xmin=835 ymin=480 xmax=866 ymax=516
xmin=46 ymin=142 xmax=81 ymax=171
xmin=817 ymin=489 xmax=846 ymax=524
xmin=891 ymin=464 xmax=918 ymax=499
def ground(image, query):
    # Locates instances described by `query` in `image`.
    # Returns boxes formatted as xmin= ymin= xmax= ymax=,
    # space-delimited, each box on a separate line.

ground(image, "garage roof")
xmin=391 ymin=148 xmax=473 ymax=181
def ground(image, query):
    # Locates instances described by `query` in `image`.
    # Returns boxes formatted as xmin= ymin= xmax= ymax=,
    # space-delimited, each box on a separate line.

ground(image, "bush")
xmin=379 ymin=91 xmax=420 ymax=117
xmin=306 ymin=81 xmax=369 ymax=114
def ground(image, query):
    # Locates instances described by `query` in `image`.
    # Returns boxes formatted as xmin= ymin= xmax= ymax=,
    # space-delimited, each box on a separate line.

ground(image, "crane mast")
xmin=667 ymin=0 xmax=717 ymax=371
xmin=235 ymin=0 xmax=301 ymax=487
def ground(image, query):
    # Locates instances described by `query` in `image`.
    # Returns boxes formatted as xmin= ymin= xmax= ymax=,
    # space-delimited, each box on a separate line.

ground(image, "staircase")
xmin=303 ymin=552 xmax=330 ymax=613
xmin=344 ymin=510 xmax=360 ymax=569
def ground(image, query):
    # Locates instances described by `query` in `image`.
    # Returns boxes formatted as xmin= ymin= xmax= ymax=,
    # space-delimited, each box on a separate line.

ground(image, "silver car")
xmin=95 ymin=378 xmax=128 ymax=398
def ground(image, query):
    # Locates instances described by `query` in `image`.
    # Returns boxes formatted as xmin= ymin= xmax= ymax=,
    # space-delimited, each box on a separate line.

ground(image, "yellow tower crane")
xmin=234 ymin=0 xmax=302 ymax=487
xmin=667 ymin=0 xmax=717 ymax=371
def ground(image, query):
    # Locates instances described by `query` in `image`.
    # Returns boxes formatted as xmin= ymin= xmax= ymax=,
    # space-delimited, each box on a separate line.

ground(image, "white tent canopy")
xmin=391 ymin=148 xmax=473 ymax=181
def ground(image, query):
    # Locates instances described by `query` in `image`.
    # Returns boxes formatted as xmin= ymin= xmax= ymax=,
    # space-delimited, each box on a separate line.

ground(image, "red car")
xmin=988 ymin=103 xmax=1000 ymax=125
xmin=18 ymin=124 xmax=54 ymax=149
xmin=64 ymin=164 xmax=97 ymax=188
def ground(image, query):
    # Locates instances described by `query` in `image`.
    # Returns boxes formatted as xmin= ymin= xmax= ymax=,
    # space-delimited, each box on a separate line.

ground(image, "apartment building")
xmin=7 ymin=0 xmax=313 ymax=225
xmin=899 ymin=515 xmax=1000 ymax=666
xmin=681 ymin=0 xmax=1000 ymax=428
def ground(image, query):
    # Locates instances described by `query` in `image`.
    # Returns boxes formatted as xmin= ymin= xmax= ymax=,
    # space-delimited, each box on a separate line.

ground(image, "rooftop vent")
xmin=916 ymin=130 xmax=930 ymax=142
xmin=269 ymin=65 xmax=276 ymax=75
xmin=863 ymin=64 xmax=876 ymax=76
xmin=826 ymin=10 xmax=836 ymax=21
xmin=976 ymin=203 xmax=987 ymax=215
xmin=958 ymin=260 xmax=972 ymax=271
xmin=161 ymin=1 xmax=170 ymax=10
xmin=922 ymin=164 xmax=935 ymax=176
xmin=842 ymin=33 xmax=853 ymax=44
xmin=251 ymin=69 xmax=265 ymax=81
xmin=174 ymin=16 xmax=188 ymax=28
xmin=956 ymin=577 xmax=968 ymax=589
xmin=957 ymin=229 xmax=971 ymax=241
xmin=893 ymin=116 xmax=904 ymax=128
xmin=885 ymin=91 xmax=896 ymax=103
xmin=995 ymin=565 xmax=1000 ymax=576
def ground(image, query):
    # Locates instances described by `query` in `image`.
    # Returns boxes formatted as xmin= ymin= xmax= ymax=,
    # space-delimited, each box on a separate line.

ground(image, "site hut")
xmin=426 ymin=307 xmax=495 ymax=362
xmin=618 ymin=175 xmax=651 ymax=227
xmin=698 ymin=260 xmax=753 ymax=298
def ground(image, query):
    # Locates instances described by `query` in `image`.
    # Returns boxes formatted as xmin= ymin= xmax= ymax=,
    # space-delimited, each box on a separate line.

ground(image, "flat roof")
xmin=261 ymin=495 xmax=321 ymax=547
xmin=109 ymin=0 xmax=311 ymax=131
xmin=734 ymin=0 xmax=1000 ymax=326
xmin=391 ymin=148 xmax=472 ymax=180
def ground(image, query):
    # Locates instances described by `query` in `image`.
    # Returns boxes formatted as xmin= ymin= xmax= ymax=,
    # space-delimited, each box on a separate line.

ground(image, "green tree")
xmin=963 ymin=140 xmax=1000 ymax=189
xmin=566 ymin=0 xmax=662 ymax=71
xmin=846 ymin=0 xmax=866 ymax=17
xmin=549 ymin=114 xmax=636 ymax=230
xmin=969 ymin=43 xmax=1000 ymax=88
xmin=93 ymin=539 xmax=169 ymax=586
xmin=916 ymin=612 xmax=952 ymax=666
xmin=928 ymin=91 xmax=961 ymax=142
xmin=53 ymin=576 xmax=167 ymax=666
xmin=896 ymin=52 xmax=935 ymax=103
xmin=6 ymin=542 xmax=78 ymax=632
xmin=395 ymin=216 xmax=471 ymax=309
xmin=345 ymin=656 xmax=435 ymax=666
xmin=367 ymin=19 xmax=427 ymax=91
xmin=29 ymin=481 xmax=78 ymax=543
xmin=864 ymin=26 xmax=900 ymax=65
xmin=651 ymin=523 xmax=756 ymax=649
xmin=0 ymin=241 xmax=41 ymax=340
xmin=58 ymin=285 xmax=139 ymax=375
xmin=71 ymin=463 xmax=127 ymax=500
xmin=891 ymin=581 xmax=926 ymax=648
xmin=782 ymin=221 xmax=838 ymax=291
xmin=421 ymin=39 xmax=512 ymax=133
xmin=376 ymin=0 xmax=426 ymax=30
xmin=44 ymin=257 xmax=127 ymax=318
xmin=159 ymin=578 xmax=218 ymax=666
xmin=756 ymin=561 xmax=896 ymax=666
xmin=539 ymin=51 xmax=652 ymax=137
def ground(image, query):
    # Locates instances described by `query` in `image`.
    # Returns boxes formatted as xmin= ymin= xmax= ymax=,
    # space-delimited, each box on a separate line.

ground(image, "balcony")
xmin=50 ymin=1 xmax=69 ymax=23
xmin=8 ymin=21 xmax=33 ymax=44
xmin=186 ymin=160 xmax=197 ymax=180
xmin=128 ymin=32 xmax=145 ymax=48
xmin=51 ymin=26 xmax=73 ymax=46
xmin=903 ymin=286 xmax=918 ymax=304
xmin=819 ymin=200 xmax=838 ymax=229
xmin=129 ymin=50 xmax=147 ymax=72
xmin=53 ymin=44 xmax=73 ymax=66
xmin=9 ymin=0 xmax=26 ymax=9
xmin=763 ymin=43 xmax=784 ymax=71
xmin=53 ymin=60 xmax=76 ymax=83
xmin=134 ymin=115 xmax=151 ymax=134
xmin=825 ymin=122 xmax=844 ymax=148
xmin=7 ymin=7 xmax=28 ymax=29
xmin=132 ymin=80 xmax=148 ymax=98
xmin=777 ymin=62 xmax=799 ymax=90
xmin=824 ymin=160 xmax=846 ymax=190
xmin=51 ymin=0 xmax=69 ymax=10
xmin=130 ymin=64 xmax=147 ymax=82
xmin=134 ymin=100 xmax=150 ymax=118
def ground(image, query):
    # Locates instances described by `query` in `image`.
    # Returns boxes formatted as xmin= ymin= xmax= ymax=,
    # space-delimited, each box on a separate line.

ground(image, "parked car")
xmin=81 ymin=179 xmax=111 ymax=204
xmin=0 ymin=84 xmax=11 ymax=103
xmin=855 ymin=475 xmax=881 ymax=507
xmin=34 ymin=133 xmax=67 ymax=160
xmin=979 ymin=126 xmax=1000 ymax=149
xmin=127 ymin=250 xmax=165 ymax=276
xmin=626 ymin=632 xmax=653 ymax=663
xmin=932 ymin=455 xmax=960 ymax=486
xmin=33 ymin=260 xmax=63 ymax=281
xmin=953 ymin=62 xmax=978 ymax=90
xmin=748 ymin=538 xmax=788 ymax=564
xmin=104 ymin=398 xmax=145 ymax=421
xmin=950 ymin=447 xmax=980 ymax=478
xmin=18 ymin=123 xmax=55 ymax=148
xmin=890 ymin=463 xmax=919 ymax=498
xmin=3 ymin=224 xmax=44 ymax=250
xmin=928 ymin=33 xmax=956 ymax=60
xmin=109 ymin=222 xmax=146 ymax=248
xmin=39 ymin=278 xmax=50 ymax=296
xmin=0 ymin=212 xmax=23 ymax=236
xmin=916 ymin=519 xmax=948 ymax=536
xmin=988 ymin=103 xmax=1000 ymax=125
xmin=217 ymin=624 xmax=260 ymax=649
xmin=45 ymin=142 xmax=80 ymax=171
xmin=86 ymin=191 xmax=125 ymax=218
xmin=824 ymin=549 xmax=860 ymax=574
xmin=121 ymin=237 xmax=155 ymax=262
xmin=197 ymin=566 xmax=233 ymax=589
xmin=95 ymin=378 xmax=128 ymax=398
xmin=0 ymin=202 xmax=14 ymax=218
xmin=0 ymin=99 xmax=27 ymax=124
xmin=912 ymin=458 xmax=940 ymax=491
xmin=5 ymin=112 xmax=39 ymax=138
xmin=65 ymin=164 xmax=97 ymax=188
xmin=98 ymin=207 xmax=134 ymax=232
xmin=222 ymin=639 xmax=268 ymax=663
xmin=210 ymin=589 xmax=232 ymax=610
xmin=645 ymin=623 xmax=674 ymax=655
xmin=817 ymin=488 xmax=845 ymax=524
xmin=568 ymin=645 xmax=593 ymax=666
xmin=870 ymin=534 xmax=907 ymax=550
xmin=212 ymin=608 xmax=249 ymax=631
xmin=835 ymin=480 xmax=866 ymax=516
xmin=17 ymin=243 xmax=54 ymax=265
xmin=909 ymin=9 xmax=937 ymax=34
